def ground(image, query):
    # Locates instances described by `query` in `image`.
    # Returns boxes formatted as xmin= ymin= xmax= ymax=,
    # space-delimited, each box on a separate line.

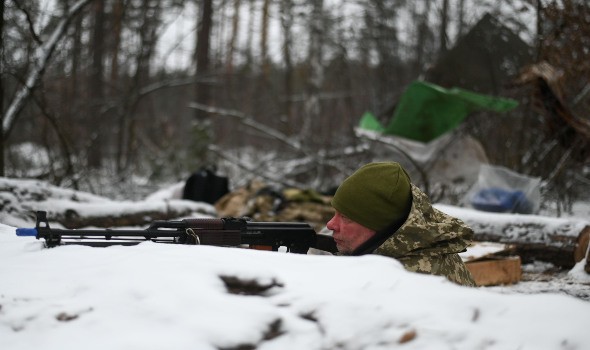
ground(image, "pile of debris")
xmin=214 ymin=180 xmax=335 ymax=233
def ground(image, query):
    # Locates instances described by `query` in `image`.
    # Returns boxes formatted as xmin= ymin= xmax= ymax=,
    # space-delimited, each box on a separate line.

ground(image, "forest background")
xmin=1 ymin=0 xmax=589 ymax=215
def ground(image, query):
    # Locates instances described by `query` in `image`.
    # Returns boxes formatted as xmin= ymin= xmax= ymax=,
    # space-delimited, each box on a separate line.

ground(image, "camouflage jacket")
xmin=373 ymin=185 xmax=476 ymax=287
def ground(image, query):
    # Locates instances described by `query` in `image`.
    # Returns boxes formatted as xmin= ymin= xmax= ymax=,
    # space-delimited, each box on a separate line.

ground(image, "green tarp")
xmin=359 ymin=81 xmax=518 ymax=143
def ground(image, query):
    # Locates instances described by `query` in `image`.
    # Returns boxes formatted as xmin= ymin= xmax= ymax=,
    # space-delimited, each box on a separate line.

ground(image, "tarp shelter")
xmin=425 ymin=13 xmax=533 ymax=95
xmin=359 ymin=81 xmax=518 ymax=143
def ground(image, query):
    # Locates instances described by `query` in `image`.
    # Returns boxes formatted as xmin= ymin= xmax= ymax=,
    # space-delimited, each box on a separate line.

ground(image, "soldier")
xmin=327 ymin=162 xmax=476 ymax=286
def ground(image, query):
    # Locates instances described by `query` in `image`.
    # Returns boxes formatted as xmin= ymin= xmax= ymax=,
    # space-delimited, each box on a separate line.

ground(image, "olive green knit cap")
xmin=331 ymin=162 xmax=412 ymax=231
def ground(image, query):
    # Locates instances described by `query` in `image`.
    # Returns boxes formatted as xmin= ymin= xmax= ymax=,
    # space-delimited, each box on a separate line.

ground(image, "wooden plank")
xmin=466 ymin=256 xmax=522 ymax=286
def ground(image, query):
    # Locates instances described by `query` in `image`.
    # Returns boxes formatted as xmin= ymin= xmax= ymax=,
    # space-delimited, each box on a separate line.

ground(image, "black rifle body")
xmin=17 ymin=211 xmax=337 ymax=254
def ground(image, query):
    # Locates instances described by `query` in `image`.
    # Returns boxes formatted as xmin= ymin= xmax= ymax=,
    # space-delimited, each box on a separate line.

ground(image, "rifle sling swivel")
xmin=185 ymin=228 xmax=201 ymax=245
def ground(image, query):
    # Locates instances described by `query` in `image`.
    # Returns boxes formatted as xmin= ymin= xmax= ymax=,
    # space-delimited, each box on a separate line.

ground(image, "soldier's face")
xmin=327 ymin=211 xmax=376 ymax=254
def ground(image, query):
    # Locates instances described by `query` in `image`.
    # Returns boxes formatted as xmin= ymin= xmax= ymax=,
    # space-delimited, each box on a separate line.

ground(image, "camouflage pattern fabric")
xmin=215 ymin=180 xmax=335 ymax=232
xmin=374 ymin=185 xmax=476 ymax=287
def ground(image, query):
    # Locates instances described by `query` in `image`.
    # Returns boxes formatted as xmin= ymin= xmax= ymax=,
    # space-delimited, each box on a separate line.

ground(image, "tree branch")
xmin=11 ymin=0 xmax=42 ymax=44
xmin=188 ymin=102 xmax=305 ymax=153
xmin=355 ymin=128 xmax=431 ymax=195
xmin=208 ymin=144 xmax=306 ymax=189
xmin=2 ymin=0 xmax=93 ymax=137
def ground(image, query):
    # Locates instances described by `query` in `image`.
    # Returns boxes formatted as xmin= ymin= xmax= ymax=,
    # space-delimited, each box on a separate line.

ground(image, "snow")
xmin=436 ymin=204 xmax=589 ymax=244
xmin=0 ymin=177 xmax=216 ymax=228
xmin=1 ymin=178 xmax=590 ymax=349
xmin=570 ymin=239 xmax=590 ymax=284
xmin=458 ymin=241 xmax=510 ymax=261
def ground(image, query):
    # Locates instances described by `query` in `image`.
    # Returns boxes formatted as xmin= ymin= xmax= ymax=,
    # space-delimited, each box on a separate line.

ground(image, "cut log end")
xmin=466 ymin=256 xmax=522 ymax=286
xmin=574 ymin=226 xmax=590 ymax=263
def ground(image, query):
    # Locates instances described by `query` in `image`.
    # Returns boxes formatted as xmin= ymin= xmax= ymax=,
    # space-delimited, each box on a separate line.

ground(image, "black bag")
xmin=182 ymin=168 xmax=229 ymax=204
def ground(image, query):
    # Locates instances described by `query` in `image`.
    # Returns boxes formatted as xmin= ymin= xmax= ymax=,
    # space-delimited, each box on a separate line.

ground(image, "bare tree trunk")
xmin=215 ymin=0 xmax=228 ymax=68
xmin=260 ymin=0 xmax=271 ymax=79
xmin=333 ymin=24 xmax=356 ymax=142
xmin=193 ymin=0 xmax=214 ymax=164
xmin=120 ymin=0 xmax=161 ymax=172
xmin=413 ymin=0 xmax=432 ymax=75
xmin=110 ymin=0 xmax=125 ymax=83
xmin=536 ymin=0 xmax=543 ymax=61
xmin=245 ymin=0 xmax=255 ymax=66
xmin=195 ymin=0 xmax=213 ymax=116
xmin=304 ymin=0 xmax=324 ymax=141
xmin=361 ymin=0 xmax=400 ymax=105
xmin=88 ymin=0 xmax=105 ymax=168
xmin=280 ymin=0 xmax=294 ymax=134
xmin=0 ymin=0 xmax=5 ymax=176
xmin=457 ymin=0 xmax=465 ymax=38
xmin=109 ymin=0 xmax=124 ymax=172
xmin=440 ymin=0 xmax=449 ymax=55
xmin=226 ymin=0 xmax=241 ymax=74
xmin=32 ymin=92 xmax=77 ymax=186
xmin=70 ymin=9 xmax=82 ymax=112
xmin=304 ymin=0 xmax=325 ymax=187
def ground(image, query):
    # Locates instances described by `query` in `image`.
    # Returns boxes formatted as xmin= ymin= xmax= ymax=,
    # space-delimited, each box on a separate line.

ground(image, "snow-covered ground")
xmin=1 ymin=177 xmax=589 ymax=349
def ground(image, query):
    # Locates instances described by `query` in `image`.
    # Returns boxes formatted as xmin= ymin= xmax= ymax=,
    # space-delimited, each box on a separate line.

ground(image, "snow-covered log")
xmin=49 ymin=199 xmax=216 ymax=228
xmin=437 ymin=204 xmax=590 ymax=268
xmin=0 ymin=178 xmax=215 ymax=228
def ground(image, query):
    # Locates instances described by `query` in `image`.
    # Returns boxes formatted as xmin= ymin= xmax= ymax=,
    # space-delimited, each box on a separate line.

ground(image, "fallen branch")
xmin=192 ymin=103 xmax=370 ymax=189
xmin=208 ymin=144 xmax=305 ymax=188
xmin=189 ymin=102 xmax=305 ymax=153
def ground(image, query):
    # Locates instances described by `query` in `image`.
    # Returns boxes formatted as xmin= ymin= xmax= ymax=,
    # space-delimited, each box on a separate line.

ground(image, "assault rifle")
xmin=16 ymin=211 xmax=337 ymax=254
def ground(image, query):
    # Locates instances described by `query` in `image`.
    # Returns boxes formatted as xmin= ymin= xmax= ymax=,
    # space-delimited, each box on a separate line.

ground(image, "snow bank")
xmin=1 ymin=223 xmax=589 ymax=350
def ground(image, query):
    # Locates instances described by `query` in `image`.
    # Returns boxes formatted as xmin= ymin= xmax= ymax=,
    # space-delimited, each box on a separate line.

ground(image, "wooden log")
xmin=436 ymin=205 xmax=590 ymax=269
xmin=466 ymin=256 xmax=522 ymax=286
xmin=22 ymin=200 xmax=216 ymax=229
xmin=578 ymin=228 xmax=590 ymax=265
xmin=1 ymin=177 xmax=216 ymax=228
xmin=462 ymin=242 xmax=522 ymax=286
